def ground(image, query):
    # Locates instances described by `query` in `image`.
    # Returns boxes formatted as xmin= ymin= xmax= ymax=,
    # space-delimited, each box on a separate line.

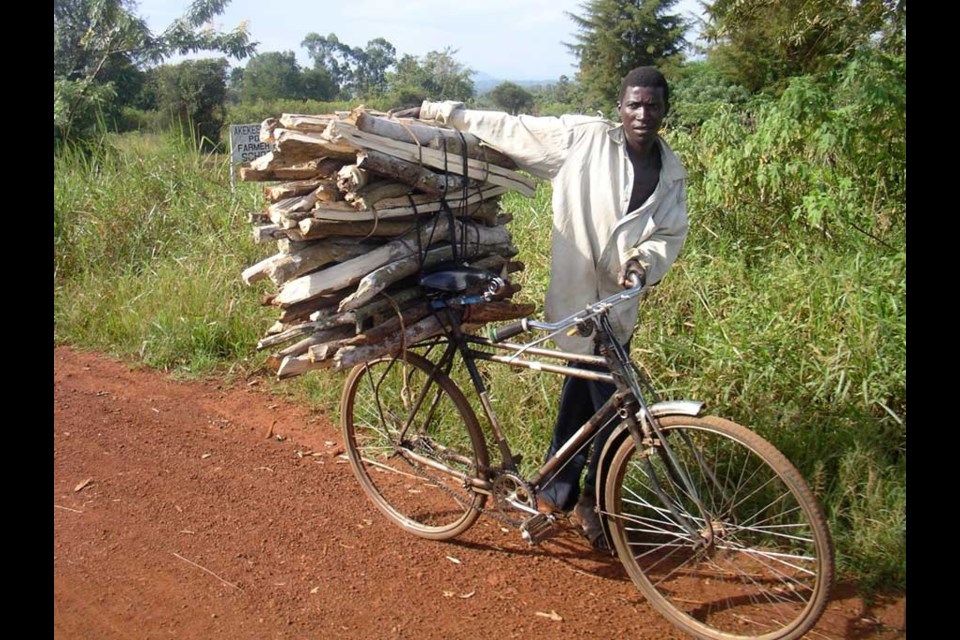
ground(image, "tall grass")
xmin=54 ymin=129 xmax=274 ymax=375
xmin=54 ymin=110 xmax=905 ymax=591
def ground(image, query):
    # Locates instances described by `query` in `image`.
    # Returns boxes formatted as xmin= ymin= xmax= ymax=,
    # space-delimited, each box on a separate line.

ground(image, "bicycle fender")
xmin=593 ymin=400 xmax=704 ymax=509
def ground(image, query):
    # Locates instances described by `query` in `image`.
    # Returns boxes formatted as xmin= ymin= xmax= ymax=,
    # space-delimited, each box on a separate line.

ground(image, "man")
xmin=395 ymin=67 xmax=688 ymax=550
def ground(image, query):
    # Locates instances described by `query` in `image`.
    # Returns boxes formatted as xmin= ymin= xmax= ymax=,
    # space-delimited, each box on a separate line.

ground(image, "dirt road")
xmin=53 ymin=346 xmax=906 ymax=639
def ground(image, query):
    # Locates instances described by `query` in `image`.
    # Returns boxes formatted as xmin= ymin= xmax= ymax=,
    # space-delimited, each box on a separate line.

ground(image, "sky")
xmin=134 ymin=0 xmax=707 ymax=81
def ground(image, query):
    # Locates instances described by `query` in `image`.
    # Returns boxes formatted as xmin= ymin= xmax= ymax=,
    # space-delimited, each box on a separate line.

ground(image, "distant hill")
xmin=472 ymin=71 xmax=559 ymax=95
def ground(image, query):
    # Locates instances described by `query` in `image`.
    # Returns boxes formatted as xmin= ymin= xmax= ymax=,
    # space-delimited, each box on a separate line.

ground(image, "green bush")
xmin=669 ymin=50 xmax=905 ymax=251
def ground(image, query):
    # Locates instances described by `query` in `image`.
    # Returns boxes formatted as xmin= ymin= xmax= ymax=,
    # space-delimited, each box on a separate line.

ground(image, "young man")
xmin=396 ymin=66 xmax=688 ymax=550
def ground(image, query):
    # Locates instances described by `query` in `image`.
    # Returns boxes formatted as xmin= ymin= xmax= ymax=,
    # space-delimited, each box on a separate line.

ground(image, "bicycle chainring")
xmin=491 ymin=473 xmax=535 ymax=518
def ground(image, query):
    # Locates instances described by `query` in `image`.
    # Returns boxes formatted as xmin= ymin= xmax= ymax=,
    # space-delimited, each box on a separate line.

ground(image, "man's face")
xmin=618 ymin=85 xmax=667 ymax=151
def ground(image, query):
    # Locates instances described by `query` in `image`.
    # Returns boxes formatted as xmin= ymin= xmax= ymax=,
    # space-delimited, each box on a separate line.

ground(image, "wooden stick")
xmin=333 ymin=315 xmax=448 ymax=370
xmin=263 ymin=178 xmax=324 ymax=202
xmin=272 ymin=128 xmax=357 ymax=161
xmin=323 ymin=121 xmax=537 ymax=197
xmin=297 ymin=218 xmax=415 ymax=241
xmin=345 ymin=180 xmax=413 ymax=210
xmin=171 ymin=552 xmax=242 ymax=591
xmin=277 ymin=295 xmax=341 ymax=324
xmin=242 ymin=239 xmax=369 ymax=287
xmin=276 ymin=353 xmax=336 ymax=379
xmin=340 ymin=301 xmax=433 ymax=346
xmin=461 ymin=301 xmax=536 ymax=323
xmin=258 ymin=317 xmax=356 ymax=350
xmin=357 ymin=149 xmax=476 ymax=197
xmin=352 ymin=111 xmax=517 ymax=169
xmin=270 ymin=325 xmax=355 ymax=361
xmin=338 ymin=240 xmax=516 ymax=312
xmin=278 ymin=113 xmax=340 ymax=133
xmin=304 ymin=185 xmax=506 ymax=223
xmin=274 ymin=217 xmax=510 ymax=307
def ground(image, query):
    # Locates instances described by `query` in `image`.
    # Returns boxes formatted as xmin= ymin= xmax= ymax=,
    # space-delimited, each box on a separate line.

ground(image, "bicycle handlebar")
xmin=490 ymin=319 xmax=527 ymax=342
xmin=489 ymin=278 xmax=646 ymax=343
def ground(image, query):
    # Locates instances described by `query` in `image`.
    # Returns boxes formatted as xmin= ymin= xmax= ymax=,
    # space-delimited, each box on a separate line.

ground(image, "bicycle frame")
xmin=341 ymin=276 xmax=836 ymax=640
xmin=392 ymin=281 xmax=708 ymax=533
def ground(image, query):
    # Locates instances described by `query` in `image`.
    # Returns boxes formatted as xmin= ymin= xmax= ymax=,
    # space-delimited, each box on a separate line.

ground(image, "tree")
xmin=54 ymin=0 xmax=255 ymax=144
xmin=490 ymin=82 xmax=534 ymax=115
xmin=240 ymin=51 xmax=303 ymax=102
xmin=227 ymin=66 xmax=244 ymax=104
xmin=301 ymin=33 xmax=397 ymax=99
xmin=149 ymin=58 xmax=229 ymax=148
xmin=356 ymin=37 xmax=397 ymax=98
xmin=701 ymin=0 xmax=905 ymax=93
xmin=302 ymin=32 xmax=355 ymax=97
xmin=566 ymin=0 xmax=688 ymax=112
xmin=667 ymin=59 xmax=751 ymax=128
xmin=300 ymin=67 xmax=338 ymax=101
xmin=387 ymin=48 xmax=474 ymax=105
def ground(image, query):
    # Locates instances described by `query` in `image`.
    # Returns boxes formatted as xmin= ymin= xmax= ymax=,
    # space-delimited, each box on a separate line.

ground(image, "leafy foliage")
xmin=301 ymin=33 xmax=398 ymax=99
xmin=148 ymin=59 xmax=230 ymax=148
xmin=489 ymin=82 xmax=535 ymax=115
xmin=667 ymin=60 xmax=751 ymax=128
xmin=669 ymin=49 xmax=905 ymax=248
xmin=702 ymin=0 xmax=906 ymax=92
xmin=54 ymin=0 xmax=255 ymax=145
xmin=387 ymin=48 xmax=475 ymax=106
xmin=239 ymin=51 xmax=305 ymax=102
xmin=566 ymin=0 xmax=689 ymax=112
xmin=236 ymin=49 xmax=341 ymax=104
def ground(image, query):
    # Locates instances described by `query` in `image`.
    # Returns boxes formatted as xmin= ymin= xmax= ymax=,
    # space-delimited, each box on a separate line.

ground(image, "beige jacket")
xmin=420 ymin=100 xmax=689 ymax=354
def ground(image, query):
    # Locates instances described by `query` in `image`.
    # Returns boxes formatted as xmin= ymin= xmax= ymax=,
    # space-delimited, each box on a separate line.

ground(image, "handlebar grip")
xmin=490 ymin=320 xmax=526 ymax=342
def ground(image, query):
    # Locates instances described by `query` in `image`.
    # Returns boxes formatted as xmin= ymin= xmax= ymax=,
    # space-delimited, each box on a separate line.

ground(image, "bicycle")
xmin=338 ymin=266 xmax=835 ymax=640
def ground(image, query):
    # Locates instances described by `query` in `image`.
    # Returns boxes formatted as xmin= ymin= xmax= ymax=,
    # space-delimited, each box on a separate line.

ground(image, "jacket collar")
xmin=608 ymin=124 xmax=687 ymax=183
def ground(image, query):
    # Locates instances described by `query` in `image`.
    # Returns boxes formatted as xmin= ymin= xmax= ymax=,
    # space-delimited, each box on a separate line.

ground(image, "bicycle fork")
xmin=616 ymin=397 xmax=716 ymax=549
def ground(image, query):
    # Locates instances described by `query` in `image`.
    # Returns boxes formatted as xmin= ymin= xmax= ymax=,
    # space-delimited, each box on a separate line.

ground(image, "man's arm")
xmin=409 ymin=100 xmax=599 ymax=181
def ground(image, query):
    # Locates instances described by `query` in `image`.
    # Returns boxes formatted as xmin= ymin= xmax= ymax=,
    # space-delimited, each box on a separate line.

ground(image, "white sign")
xmin=229 ymin=123 xmax=273 ymax=164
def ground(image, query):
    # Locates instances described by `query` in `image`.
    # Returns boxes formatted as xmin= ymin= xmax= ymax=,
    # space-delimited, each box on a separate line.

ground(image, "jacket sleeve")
xmin=420 ymin=100 xmax=578 ymax=181
xmin=623 ymin=181 xmax=689 ymax=286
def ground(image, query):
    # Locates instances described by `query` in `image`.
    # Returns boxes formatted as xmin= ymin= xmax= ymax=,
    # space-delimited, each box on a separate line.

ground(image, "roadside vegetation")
xmin=54 ymin=0 xmax=905 ymax=594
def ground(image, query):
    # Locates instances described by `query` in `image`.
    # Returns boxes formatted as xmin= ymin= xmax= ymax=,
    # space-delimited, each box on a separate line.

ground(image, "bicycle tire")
xmin=603 ymin=415 xmax=834 ymax=640
xmin=340 ymin=350 xmax=489 ymax=540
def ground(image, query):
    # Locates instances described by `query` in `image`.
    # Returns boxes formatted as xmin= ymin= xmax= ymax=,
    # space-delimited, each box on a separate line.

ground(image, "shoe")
xmin=536 ymin=497 xmax=563 ymax=516
xmin=572 ymin=495 xmax=609 ymax=552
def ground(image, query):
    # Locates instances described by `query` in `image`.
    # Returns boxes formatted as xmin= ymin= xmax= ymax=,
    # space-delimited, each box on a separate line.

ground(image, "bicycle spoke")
xmin=342 ymin=351 xmax=489 ymax=541
xmin=605 ymin=416 xmax=833 ymax=640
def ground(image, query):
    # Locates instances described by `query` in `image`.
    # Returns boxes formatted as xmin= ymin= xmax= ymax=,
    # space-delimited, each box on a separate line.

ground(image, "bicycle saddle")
xmin=418 ymin=265 xmax=504 ymax=295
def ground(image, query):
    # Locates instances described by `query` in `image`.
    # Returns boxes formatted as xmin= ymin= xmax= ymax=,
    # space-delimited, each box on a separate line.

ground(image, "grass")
xmin=53 ymin=128 xmax=906 ymax=593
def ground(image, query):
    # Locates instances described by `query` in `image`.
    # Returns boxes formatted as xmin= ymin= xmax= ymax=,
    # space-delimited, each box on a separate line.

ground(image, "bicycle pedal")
xmin=519 ymin=513 xmax=556 ymax=546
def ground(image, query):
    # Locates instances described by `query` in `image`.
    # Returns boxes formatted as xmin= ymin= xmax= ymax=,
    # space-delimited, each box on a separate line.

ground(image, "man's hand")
xmin=387 ymin=106 xmax=421 ymax=119
xmin=618 ymin=259 xmax=646 ymax=289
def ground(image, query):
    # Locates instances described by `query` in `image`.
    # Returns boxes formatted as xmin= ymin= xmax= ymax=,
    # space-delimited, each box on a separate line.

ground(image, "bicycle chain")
xmin=402 ymin=439 xmax=526 ymax=529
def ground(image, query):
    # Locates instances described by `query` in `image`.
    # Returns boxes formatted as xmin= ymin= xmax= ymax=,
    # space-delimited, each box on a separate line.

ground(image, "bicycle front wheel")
xmin=340 ymin=350 xmax=489 ymax=541
xmin=604 ymin=415 xmax=833 ymax=640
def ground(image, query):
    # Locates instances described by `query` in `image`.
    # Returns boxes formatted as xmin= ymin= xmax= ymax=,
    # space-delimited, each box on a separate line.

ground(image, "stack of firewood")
xmin=240 ymin=108 xmax=536 ymax=379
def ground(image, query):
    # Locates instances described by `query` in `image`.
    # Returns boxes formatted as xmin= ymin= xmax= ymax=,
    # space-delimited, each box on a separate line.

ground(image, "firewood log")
xmin=323 ymin=121 xmax=537 ymax=196
xmin=273 ymin=218 xmax=511 ymax=308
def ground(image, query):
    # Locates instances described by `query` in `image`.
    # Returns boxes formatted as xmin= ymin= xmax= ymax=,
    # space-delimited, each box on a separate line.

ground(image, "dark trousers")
xmin=538 ymin=357 xmax=620 ymax=512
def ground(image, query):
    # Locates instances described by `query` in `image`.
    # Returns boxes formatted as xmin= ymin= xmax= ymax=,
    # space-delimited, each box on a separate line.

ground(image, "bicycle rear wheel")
xmin=603 ymin=415 xmax=833 ymax=640
xmin=340 ymin=350 xmax=489 ymax=540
